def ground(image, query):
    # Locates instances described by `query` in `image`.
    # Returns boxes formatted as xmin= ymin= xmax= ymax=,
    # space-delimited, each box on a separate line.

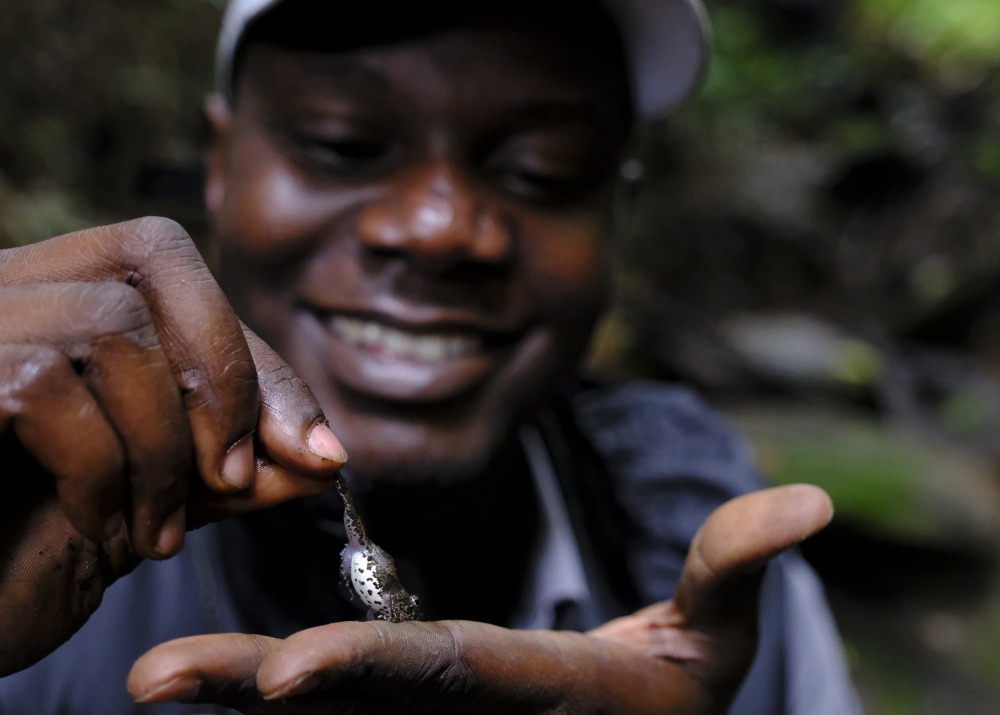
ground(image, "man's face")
xmin=206 ymin=16 xmax=630 ymax=483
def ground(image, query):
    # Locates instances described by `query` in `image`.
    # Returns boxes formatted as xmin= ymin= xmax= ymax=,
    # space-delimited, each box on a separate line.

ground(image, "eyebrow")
xmin=291 ymin=54 xmax=395 ymax=96
xmin=497 ymin=99 xmax=621 ymax=132
xmin=242 ymin=45 xmax=395 ymax=104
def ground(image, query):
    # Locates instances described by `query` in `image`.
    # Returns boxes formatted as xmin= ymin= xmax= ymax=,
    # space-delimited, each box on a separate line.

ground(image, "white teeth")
xmin=331 ymin=316 xmax=481 ymax=362
xmin=362 ymin=321 xmax=382 ymax=344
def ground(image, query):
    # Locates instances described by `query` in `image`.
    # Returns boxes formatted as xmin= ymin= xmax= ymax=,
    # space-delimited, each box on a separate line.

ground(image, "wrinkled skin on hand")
xmin=129 ymin=484 xmax=833 ymax=715
xmin=0 ymin=219 xmax=347 ymax=675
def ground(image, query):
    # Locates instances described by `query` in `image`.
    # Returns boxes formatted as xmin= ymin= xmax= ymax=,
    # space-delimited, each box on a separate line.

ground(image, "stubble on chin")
xmin=344 ymin=441 xmax=497 ymax=487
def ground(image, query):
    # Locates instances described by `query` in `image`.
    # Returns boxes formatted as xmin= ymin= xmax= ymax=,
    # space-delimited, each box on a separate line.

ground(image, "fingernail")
xmin=221 ymin=434 xmax=255 ymax=489
xmin=155 ymin=506 xmax=186 ymax=559
xmin=134 ymin=675 xmax=202 ymax=704
xmin=307 ymin=422 xmax=348 ymax=465
xmin=263 ymin=672 xmax=320 ymax=701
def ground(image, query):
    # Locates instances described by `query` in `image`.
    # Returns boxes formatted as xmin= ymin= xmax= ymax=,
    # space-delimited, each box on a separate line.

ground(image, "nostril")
xmin=362 ymin=244 xmax=405 ymax=262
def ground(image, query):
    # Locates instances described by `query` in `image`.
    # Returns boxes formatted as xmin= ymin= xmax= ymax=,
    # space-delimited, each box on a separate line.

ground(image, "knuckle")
xmin=133 ymin=216 xmax=196 ymax=259
xmin=429 ymin=622 xmax=479 ymax=696
xmin=72 ymin=282 xmax=154 ymax=339
xmin=0 ymin=344 xmax=68 ymax=413
xmin=173 ymin=341 xmax=257 ymax=411
xmin=259 ymin=357 xmax=301 ymax=386
xmin=110 ymin=217 xmax=200 ymax=277
xmin=122 ymin=216 xmax=192 ymax=252
xmin=258 ymin=360 xmax=306 ymax=407
xmin=30 ymin=287 xmax=161 ymax=369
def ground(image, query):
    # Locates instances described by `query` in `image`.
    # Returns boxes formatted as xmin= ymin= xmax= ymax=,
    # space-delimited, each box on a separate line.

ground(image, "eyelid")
xmin=286 ymin=127 xmax=395 ymax=179
xmin=487 ymin=133 xmax=608 ymax=181
xmin=291 ymin=116 xmax=380 ymax=142
xmin=486 ymin=160 xmax=603 ymax=208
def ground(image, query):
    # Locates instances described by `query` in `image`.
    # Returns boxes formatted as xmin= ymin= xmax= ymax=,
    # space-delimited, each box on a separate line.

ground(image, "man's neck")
xmin=353 ymin=441 xmax=540 ymax=623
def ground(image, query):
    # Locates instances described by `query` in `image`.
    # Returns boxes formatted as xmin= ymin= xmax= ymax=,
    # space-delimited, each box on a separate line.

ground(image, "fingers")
xmin=257 ymin=621 xmax=465 ymax=701
xmin=127 ymin=623 xmax=519 ymax=710
xmin=128 ymin=633 xmax=280 ymax=709
xmin=190 ymin=458 xmax=341 ymax=524
xmin=0 ymin=283 xmax=191 ymax=557
xmin=189 ymin=328 xmax=347 ymax=524
xmin=0 ymin=219 xmax=348 ymax=530
xmin=129 ymin=622 xmax=706 ymax=715
xmin=244 ymin=328 xmax=348 ymax=473
xmin=127 ymin=623 xmax=519 ymax=711
xmin=128 ymin=489 xmax=834 ymax=715
xmin=590 ymin=484 xmax=833 ymax=701
xmin=0 ymin=218 xmax=260 ymax=494
xmin=252 ymin=621 xmax=666 ymax=710
xmin=0 ymin=343 xmax=125 ymax=541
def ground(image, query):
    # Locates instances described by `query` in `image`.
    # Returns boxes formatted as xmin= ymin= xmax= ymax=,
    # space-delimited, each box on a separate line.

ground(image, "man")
xmin=0 ymin=0 xmax=861 ymax=713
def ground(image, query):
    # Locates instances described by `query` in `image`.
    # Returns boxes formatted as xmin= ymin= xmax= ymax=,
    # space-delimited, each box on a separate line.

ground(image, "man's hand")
xmin=0 ymin=218 xmax=347 ymax=675
xmin=127 ymin=484 xmax=833 ymax=714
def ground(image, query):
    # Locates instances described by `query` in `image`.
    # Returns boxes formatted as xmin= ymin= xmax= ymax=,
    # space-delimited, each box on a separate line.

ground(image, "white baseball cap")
xmin=216 ymin=0 xmax=711 ymax=117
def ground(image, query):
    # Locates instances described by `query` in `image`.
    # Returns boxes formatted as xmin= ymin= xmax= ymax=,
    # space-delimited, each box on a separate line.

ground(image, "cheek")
xmin=212 ymin=165 xmax=321 ymax=342
xmin=525 ymin=216 xmax=612 ymax=327
xmin=214 ymin=147 xmax=350 ymax=263
xmin=212 ymin=156 xmax=359 ymax=324
xmin=217 ymin=187 xmax=298 ymax=269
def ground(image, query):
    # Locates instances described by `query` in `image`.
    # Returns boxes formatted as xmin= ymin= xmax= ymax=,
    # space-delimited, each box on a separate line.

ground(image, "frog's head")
xmin=397 ymin=594 xmax=422 ymax=623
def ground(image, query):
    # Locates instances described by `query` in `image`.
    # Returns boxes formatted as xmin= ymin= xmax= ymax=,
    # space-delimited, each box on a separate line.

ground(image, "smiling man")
xmin=0 ymin=1 xmax=861 ymax=713
xmin=207 ymin=1 xmax=635 ymax=487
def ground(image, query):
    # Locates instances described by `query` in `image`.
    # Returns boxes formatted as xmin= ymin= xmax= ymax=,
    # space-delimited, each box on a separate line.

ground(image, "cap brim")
xmin=216 ymin=0 xmax=710 ymax=116
xmin=215 ymin=0 xmax=282 ymax=96
xmin=600 ymin=0 xmax=711 ymax=115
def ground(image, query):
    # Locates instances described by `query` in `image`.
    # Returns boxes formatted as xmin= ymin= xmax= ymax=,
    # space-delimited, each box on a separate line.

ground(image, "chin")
xmin=329 ymin=413 xmax=508 ymax=486
xmin=347 ymin=453 xmax=491 ymax=487
xmin=342 ymin=442 xmax=496 ymax=487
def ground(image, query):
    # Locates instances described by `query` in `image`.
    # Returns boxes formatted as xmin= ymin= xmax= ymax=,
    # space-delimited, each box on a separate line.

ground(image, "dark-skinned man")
xmin=0 ymin=1 xmax=861 ymax=713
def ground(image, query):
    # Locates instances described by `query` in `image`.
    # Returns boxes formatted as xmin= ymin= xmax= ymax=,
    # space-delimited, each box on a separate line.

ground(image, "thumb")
xmin=674 ymin=483 xmax=833 ymax=629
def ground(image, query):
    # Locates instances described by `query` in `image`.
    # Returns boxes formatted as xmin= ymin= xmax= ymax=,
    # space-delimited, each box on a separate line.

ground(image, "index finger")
xmin=0 ymin=218 xmax=260 ymax=493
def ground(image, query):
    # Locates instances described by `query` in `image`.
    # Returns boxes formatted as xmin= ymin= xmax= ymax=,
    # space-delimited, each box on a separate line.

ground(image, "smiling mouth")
xmin=330 ymin=315 xmax=484 ymax=363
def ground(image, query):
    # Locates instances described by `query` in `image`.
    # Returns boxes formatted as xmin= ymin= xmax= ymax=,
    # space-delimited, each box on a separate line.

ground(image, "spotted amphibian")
xmin=335 ymin=475 xmax=422 ymax=622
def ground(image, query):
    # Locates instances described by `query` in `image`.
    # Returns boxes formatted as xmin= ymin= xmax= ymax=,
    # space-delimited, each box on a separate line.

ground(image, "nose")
xmin=357 ymin=161 xmax=512 ymax=271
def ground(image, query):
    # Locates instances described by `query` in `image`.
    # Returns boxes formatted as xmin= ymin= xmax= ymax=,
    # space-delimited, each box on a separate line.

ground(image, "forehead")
xmin=233 ymin=1 xmax=632 ymax=125
xmin=246 ymin=31 xmax=619 ymax=124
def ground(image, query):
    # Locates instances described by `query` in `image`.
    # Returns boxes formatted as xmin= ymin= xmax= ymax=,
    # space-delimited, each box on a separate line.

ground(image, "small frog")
xmin=335 ymin=474 xmax=422 ymax=622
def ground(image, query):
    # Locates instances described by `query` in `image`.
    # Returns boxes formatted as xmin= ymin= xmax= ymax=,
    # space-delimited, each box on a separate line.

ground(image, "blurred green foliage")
xmin=738 ymin=408 xmax=999 ymax=546
xmin=857 ymin=0 xmax=1000 ymax=69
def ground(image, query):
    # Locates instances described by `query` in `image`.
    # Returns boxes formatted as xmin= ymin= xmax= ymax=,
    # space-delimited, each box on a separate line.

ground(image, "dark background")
xmin=3 ymin=1 xmax=1000 ymax=711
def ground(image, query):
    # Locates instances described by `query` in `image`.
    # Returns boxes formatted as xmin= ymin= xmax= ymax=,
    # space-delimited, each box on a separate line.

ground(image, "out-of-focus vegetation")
xmin=2 ymin=0 xmax=1000 ymax=712
xmin=0 ymin=0 xmax=222 ymax=244
xmin=602 ymin=2 xmax=1000 ymax=712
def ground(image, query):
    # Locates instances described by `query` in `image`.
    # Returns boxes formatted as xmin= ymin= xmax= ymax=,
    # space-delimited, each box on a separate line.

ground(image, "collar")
xmin=510 ymin=424 xmax=595 ymax=630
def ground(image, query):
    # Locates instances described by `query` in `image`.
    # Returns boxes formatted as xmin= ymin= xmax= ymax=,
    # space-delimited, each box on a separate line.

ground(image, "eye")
xmin=484 ymin=132 xmax=615 ymax=207
xmin=297 ymin=135 xmax=391 ymax=176
xmin=282 ymin=114 xmax=394 ymax=178
xmin=503 ymin=166 xmax=584 ymax=195
xmin=488 ymin=158 xmax=602 ymax=207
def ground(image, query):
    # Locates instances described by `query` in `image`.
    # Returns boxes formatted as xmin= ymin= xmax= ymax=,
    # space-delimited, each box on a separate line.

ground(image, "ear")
xmin=613 ymin=157 xmax=644 ymax=222
xmin=203 ymin=93 xmax=234 ymax=221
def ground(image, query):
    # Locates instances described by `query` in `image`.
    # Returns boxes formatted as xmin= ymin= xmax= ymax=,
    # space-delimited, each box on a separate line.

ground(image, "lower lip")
xmin=305 ymin=313 xmax=509 ymax=403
